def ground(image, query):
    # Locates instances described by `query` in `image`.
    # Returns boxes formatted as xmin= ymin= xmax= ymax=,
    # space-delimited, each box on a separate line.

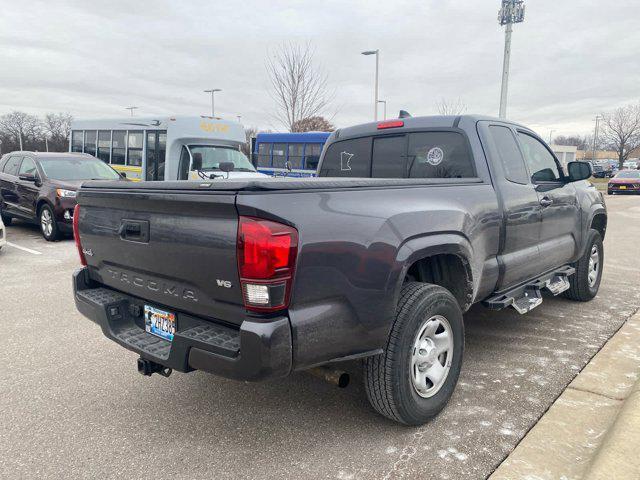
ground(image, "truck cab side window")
xmin=518 ymin=133 xmax=561 ymax=183
xmin=489 ymin=126 xmax=529 ymax=184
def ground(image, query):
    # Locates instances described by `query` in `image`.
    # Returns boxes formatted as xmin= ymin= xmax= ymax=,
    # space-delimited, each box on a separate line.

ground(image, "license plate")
xmin=144 ymin=305 xmax=176 ymax=341
xmin=620 ymin=185 xmax=627 ymax=189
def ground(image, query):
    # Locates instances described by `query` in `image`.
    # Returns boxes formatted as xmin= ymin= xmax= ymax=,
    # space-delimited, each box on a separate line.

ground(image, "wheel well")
xmin=591 ymin=214 xmax=607 ymax=240
xmin=405 ymin=254 xmax=473 ymax=311
xmin=36 ymin=199 xmax=50 ymax=216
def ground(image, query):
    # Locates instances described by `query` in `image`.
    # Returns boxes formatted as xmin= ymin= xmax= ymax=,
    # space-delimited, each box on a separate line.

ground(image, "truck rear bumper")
xmin=73 ymin=268 xmax=292 ymax=381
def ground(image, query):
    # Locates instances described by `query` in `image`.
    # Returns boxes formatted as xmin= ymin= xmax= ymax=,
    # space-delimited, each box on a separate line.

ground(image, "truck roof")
xmin=331 ymin=114 xmax=530 ymax=141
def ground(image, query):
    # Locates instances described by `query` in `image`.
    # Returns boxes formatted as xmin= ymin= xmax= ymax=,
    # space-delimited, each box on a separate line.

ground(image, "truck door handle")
xmin=539 ymin=197 xmax=553 ymax=208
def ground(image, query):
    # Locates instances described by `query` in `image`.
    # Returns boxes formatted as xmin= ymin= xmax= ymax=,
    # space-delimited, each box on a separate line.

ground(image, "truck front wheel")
xmin=364 ymin=282 xmax=464 ymax=425
xmin=563 ymin=229 xmax=603 ymax=302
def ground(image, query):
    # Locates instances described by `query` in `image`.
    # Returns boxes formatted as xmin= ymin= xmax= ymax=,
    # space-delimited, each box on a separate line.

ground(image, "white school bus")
xmin=70 ymin=116 xmax=264 ymax=181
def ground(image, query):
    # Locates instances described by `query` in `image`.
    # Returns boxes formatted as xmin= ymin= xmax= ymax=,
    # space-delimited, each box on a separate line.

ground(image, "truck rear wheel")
xmin=563 ymin=229 xmax=603 ymax=302
xmin=364 ymin=282 xmax=464 ymax=425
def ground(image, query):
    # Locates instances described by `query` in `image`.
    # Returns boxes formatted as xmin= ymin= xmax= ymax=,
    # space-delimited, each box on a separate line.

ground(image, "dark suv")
xmin=0 ymin=152 xmax=124 ymax=241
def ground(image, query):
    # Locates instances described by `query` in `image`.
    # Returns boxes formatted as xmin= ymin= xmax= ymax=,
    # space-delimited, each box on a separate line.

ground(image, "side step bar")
xmin=483 ymin=266 xmax=575 ymax=314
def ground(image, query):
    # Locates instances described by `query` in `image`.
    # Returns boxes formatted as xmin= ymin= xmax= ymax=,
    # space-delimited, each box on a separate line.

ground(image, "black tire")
xmin=607 ymin=190 xmax=613 ymax=195
xmin=563 ymin=229 xmax=603 ymax=302
xmin=364 ymin=282 xmax=464 ymax=426
xmin=39 ymin=204 xmax=61 ymax=241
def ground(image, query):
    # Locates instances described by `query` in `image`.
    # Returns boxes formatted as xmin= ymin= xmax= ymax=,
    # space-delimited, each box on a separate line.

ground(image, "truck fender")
xmin=388 ymin=233 xmax=474 ymax=311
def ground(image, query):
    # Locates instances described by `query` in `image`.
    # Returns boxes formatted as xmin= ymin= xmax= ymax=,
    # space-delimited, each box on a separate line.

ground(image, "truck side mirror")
xmin=192 ymin=153 xmax=203 ymax=171
xmin=567 ymin=161 xmax=592 ymax=182
xmin=218 ymin=162 xmax=235 ymax=173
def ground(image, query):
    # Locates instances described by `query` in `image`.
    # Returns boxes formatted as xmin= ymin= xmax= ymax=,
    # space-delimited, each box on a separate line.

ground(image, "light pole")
xmin=237 ymin=115 xmax=242 ymax=123
xmin=126 ymin=106 xmax=138 ymax=117
xmin=378 ymin=100 xmax=387 ymax=120
xmin=204 ymin=89 xmax=222 ymax=117
xmin=498 ymin=1 xmax=525 ymax=119
xmin=362 ymin=50 xmax=380 ymax=121
xmin=548 ymin=129 xmax=555 ymax=144
xmin=592 ymin=115 xmax=603 ymax=163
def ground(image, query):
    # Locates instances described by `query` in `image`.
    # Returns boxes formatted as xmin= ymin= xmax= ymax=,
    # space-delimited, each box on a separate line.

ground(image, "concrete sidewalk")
xmin=490 ymin=310 xmax=640 ymax=480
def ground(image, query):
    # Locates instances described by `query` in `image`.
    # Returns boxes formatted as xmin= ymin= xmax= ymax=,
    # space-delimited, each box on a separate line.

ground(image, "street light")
xmin=126 ymin=106 xmax=138 ymax=117
xmin=498 ymin=0 xmax=525 ymax=118
xmin=362 ymin=50 xmax=380 ymax=121
xmin=592 ymin=115 xmax=604 ymax=163
xmin=377 ymin=100 xmax=387 ymax=120
xmin=204 ymin=89 xmax=222 ymax=117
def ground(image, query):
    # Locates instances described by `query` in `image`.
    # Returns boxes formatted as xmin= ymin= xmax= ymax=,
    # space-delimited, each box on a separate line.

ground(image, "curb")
xmin=584 ymin=377 xmax=640 ymax=480
xmin=490 ymin=310 xmax=640 ymax=480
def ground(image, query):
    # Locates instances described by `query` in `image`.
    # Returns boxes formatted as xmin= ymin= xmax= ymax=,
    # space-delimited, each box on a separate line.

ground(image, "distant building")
xmin=576 ymin=149 xmax=618 ymax=162
xmin=550 ymin=144 xmax=577 ymax=167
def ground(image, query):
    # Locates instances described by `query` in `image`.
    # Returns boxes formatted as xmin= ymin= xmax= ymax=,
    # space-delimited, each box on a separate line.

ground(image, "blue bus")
xmin=253 ymin=132 xmax=331 ymax=177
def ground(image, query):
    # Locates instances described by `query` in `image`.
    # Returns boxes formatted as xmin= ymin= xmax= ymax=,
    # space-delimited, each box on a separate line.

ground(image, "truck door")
xmin=517 ymin=131 xmax=580 ymax=272
xmin=482 ymin=123 xmax=543 ymax=289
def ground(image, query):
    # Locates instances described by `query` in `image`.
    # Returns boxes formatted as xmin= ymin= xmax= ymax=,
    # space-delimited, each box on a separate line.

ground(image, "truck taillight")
xmin=73 ymin=204 xmax=87 ymax=266
xmin=237 ymin=216 xmax=298 ymax=312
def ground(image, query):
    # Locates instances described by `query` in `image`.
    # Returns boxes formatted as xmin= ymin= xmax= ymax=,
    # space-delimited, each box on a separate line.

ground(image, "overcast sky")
xmin=1 ymin=0 xmax=638 ymax=139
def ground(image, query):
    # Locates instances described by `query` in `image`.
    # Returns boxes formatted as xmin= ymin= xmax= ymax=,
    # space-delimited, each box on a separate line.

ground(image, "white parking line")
xmin=6 ymin=242 xmax=42 ymax=255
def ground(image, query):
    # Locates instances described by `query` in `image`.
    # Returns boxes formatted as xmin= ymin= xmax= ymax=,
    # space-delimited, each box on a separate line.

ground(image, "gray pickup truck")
xmin=72 ymin=115 xmax=606 ymax=425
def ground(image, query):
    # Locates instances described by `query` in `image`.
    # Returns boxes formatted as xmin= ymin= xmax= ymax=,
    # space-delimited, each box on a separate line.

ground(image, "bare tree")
xmin=0 ymin=111 xmax=42 ymax=151
xmin=553 ymin=134 xmax=593 ymax=151
xmin=600 ymin=104 xmax=640 ymax=169
xmin=43 ymin=112 xmax=73 ymax=152
xmin=291 ymin=116 xmax=335 ymax=133
xmin=436 ymin=98 xmax=467 ymax=116
xmin=266 ymin=42 xmax=333 ymax=131
xmin=241 ymin=127 xmax=258 ymax=158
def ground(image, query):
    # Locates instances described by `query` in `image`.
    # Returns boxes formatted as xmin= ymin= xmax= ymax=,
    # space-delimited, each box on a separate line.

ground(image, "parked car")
xmin=0 ymin=152 xmax=125 ymax=241
xmin=623 ymin=160 xmax=638 ymax=170
xmin=607 ymin=170 xmax=640 ymax=195
xmin=72 ymin=115 xmax=606 ymax=425
xmin=591 ymin=164 xmax=608 ymax=178
xmin=0 ymin=214 xmax=5 ymax=251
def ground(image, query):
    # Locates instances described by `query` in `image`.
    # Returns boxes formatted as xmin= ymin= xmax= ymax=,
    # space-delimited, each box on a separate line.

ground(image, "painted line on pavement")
xmin=6 ymin=242 xmax=42 ymax=255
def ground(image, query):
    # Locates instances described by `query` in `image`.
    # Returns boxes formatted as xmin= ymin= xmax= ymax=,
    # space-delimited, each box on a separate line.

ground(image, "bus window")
xmin=272 ymin=143 xmax=286 ymax=168
xmin=84 ymin=131 xmax=97 ymax=156
xmin=112 ymin=131 xmax=126 ymax=165
xmin=257 ymin=143 xmax=271 ymax=167
xmin=71 ymin=131 xmax=83 ymax=152
xmin=97 ymin=131 xmax=111 ymax=163
xmin=128 ymin=131 xmax=143 ymax=166
xmin=178 ymin=145 xmax=191 ymax=180
xmin=288 ymin=144 xmax=304 ymax=169
xmin=304 ymin=144 xmax=322 ymax=170
xmin=158 ymin=132 xmax=166 ymax=181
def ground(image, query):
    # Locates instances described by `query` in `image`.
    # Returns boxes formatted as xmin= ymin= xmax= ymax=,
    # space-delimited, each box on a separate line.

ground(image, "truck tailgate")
xmin=77 ymin=187 xmax=245 ymax=326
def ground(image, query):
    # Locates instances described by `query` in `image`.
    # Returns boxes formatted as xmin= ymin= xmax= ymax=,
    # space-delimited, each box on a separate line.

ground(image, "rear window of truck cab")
xmin=318 ymin=131 xmax=476 ymax=179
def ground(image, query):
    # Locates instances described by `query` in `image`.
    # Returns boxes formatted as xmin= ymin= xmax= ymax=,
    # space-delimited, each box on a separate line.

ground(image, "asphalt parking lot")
xmin=1 ymin=195 xmax=639 ymax=480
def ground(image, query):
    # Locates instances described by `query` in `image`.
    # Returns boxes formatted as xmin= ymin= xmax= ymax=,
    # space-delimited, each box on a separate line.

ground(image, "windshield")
xmin=189 ymin=145 xmax=255 ymax=172
xmin=39 ymin=157 xmax=121 ymax=181
xmin=615 ymin=170 xmax=640 ymax=179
